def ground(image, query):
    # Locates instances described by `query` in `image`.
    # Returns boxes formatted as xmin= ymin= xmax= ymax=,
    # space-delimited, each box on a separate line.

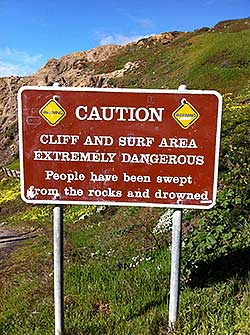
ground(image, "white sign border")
xmin=18 ymin=86 xmax=222 ymax=209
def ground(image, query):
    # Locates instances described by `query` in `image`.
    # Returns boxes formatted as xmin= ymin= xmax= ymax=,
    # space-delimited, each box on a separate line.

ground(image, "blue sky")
xmin=0 ymin=0 xmax=249 ymax=77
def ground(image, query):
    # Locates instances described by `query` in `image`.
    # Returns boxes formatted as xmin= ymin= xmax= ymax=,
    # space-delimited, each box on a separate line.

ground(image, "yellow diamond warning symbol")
xmin=39 ymin=99 xmax=66 ymax=126
xmin=172 ymin=99 xmax=200 ymax=129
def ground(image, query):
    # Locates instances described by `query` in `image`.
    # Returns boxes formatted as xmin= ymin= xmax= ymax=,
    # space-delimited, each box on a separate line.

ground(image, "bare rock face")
xmin=33 ymin=44 xmax=122 ymax=86
xmin=0 ymin=76 xmax=25 ymax=163
xmin=135 ymin=31 xmax=182 ymax=47
xmin=0 ymin=44 xmax=124 ymax=165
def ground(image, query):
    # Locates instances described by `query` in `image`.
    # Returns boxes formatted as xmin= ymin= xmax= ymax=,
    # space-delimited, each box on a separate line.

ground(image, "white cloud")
xmin=124 ymin=14 xmax=155 ymax=29
xmin=0 ymin=62 xmax=20 ymax=77
xmin=116 ymin=8 xmax=155 ymax=29
xmin=0 ymin=47 xmax=43 ymax=77
xmin=134 ymin=18 xmax=154 ymax=29
xmin=99 ymin=33 xmax=155 ymax=46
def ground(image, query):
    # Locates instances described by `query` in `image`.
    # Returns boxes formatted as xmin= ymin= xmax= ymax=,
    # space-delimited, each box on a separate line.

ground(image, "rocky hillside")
xmin=0 ymin=17 xmax=249 ymax=165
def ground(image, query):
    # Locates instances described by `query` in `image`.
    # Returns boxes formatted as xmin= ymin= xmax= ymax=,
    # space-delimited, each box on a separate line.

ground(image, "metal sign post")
xmin=168 ymin=86 xmax=186 ymax=329
xmin=168 ymin=209 xmax=182 ymax=329
xmin=53 ymin=204 xmax=64 ymax=335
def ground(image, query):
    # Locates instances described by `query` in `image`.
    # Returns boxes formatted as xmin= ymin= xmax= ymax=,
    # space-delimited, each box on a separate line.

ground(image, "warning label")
xmin=39 ymin=99 xmax=66 ymax=126
xmin=172 ymin=99 xmax=200 ymax=129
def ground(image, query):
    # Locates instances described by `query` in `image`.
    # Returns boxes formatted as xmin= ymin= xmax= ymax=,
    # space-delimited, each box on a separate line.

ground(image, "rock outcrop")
xmin=0 ymin=43 xmax=142 ymax=164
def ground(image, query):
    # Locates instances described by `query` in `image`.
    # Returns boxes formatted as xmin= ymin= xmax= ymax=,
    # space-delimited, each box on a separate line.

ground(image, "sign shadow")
xmin=188 ymin=247 xmax=250 ymax=288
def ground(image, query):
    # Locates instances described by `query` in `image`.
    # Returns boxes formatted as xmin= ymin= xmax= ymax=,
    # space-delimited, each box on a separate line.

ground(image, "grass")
xmin=176 ymin=277 xmax=250 ymax=335
xmin=104 ymin=27 xmax=250 ymax=93
xmin=0 ymin=177 xmax=20 ymax=205
xmin=64 ymin=244 xmax=171 ymax=335
xmin=0 ymin=192 xmax=249 ymax=334
xmin=6 ymin=158 xmax=20 ymax=171
xmin=0 ymin=204 xmax=170 ymax=335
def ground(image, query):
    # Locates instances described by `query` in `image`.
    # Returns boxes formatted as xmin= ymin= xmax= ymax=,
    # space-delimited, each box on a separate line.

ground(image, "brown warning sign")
xmin=18 ymin=86 xmax=222 ymax=209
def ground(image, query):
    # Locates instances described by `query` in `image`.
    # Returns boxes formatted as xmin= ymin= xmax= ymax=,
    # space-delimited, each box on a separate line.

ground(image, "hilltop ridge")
xmin=0 ymin=17 xmax=249 ymax=165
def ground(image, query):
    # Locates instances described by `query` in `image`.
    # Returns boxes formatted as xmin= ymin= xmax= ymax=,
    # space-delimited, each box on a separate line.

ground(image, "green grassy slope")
xmin=98 ymin=18 xmax=250 ymax=93
xmin=0 ymin=18 xmax=249 ymax=335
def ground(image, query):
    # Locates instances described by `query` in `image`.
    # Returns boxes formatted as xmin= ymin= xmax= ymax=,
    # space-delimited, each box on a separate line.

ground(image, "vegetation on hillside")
xmin=95 ymin=19 xmax=250 ymax=94
xmin=0 ymin=18 xmax=249 ymax=335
